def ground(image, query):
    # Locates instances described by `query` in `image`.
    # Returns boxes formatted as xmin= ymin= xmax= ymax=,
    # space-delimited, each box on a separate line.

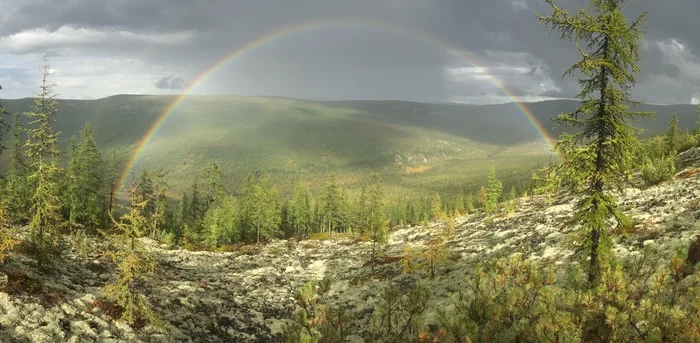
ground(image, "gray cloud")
xmin=155 ymin=76 xmax=187 ymax=90
xmin=0 ymin=0 xmax=699 ymax=104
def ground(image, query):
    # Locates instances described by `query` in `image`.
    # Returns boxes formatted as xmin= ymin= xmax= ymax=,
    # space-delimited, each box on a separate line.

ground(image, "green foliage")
xmin=0 ymin=203 xmax=18 ymax=263
xmin=202 ymin=195 xmax=239 ymax=249
xmin=4 ymin=113 xmax=32 ymax=223
xmin=103 ymin=182 xmax=159 ymax=327
xmin=640 ymin=155 xmax=676 ymax=186
xmin=504 ymin=186 xmax=517 ymax=213
xmin=367 ymin=283 xmax=432 ymax=343
xmin=665 ymin=113 xmax=680 ymax=154
xmin=292 ymin=248 xmax=700 ymax=343
xmin=538 ymin=0 xmax=654 ymax=283
xmin=485 ymin=167 xmax=502 ymax=216
xmin=290 ymin=184 xmax=314 ymax=238
xmin=24 ymin=58 xmax=65 ymax=265
xmin=64 ymin=123 xmax=103 ymax=231
xmin=281 ymin=278 xmax=352 ymax=343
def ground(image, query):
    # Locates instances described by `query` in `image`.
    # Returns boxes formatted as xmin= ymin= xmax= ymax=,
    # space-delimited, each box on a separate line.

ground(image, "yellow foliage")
xmin=0 ymin=205 xmax=17 ymax=264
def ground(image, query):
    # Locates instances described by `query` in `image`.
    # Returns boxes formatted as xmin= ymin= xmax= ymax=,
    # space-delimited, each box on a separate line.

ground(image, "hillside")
xmin=0 ymin=96 xmax=696 ymax=198
xmin=1 ymin=151 xmax=698 ymax=342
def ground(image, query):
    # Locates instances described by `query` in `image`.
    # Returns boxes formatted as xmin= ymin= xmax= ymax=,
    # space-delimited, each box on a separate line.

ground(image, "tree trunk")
xmin=589 ymin=34 xmax=610 ymax=285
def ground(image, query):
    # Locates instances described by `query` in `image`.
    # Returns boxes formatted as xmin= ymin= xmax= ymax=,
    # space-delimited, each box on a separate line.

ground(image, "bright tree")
xmin=538 ymin=0 xmax=653 ymax=283
xmin=24 ymin=57 xmax=64 ymax=265
xmin=485 ymin=167 xmax=503 ymax=216
xmin=367 ymin=173 xmax=387 ymax=271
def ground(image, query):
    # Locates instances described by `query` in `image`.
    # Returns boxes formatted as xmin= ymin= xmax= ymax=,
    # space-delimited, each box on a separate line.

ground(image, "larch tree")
xmin=291 ymin=184 xmax=314 ymax=238
xmin=485 ymin=167 xmax=503 ymax=216
xmin=538 ymin=0 xmax=653 ymax=283
xmin=24 ymin=57 xmax=65 ymax=265
xmin=367 ymin=173 xmax=387 ymax=272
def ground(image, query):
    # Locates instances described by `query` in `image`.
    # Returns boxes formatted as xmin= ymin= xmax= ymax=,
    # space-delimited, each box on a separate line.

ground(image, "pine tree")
xmin=485 ymin=167 xmax=503 ymax=216
xmin=24 ymin=57 xmax=64 ymax=265
xmin=665 ymin=113 xmax=680 ymax=154
xmin=538 ymin=0 xmax=653 ymax=283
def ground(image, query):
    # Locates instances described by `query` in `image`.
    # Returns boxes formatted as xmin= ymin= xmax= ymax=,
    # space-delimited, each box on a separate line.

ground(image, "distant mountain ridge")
xmin=0 ymin=95 xmax=695 ymax=196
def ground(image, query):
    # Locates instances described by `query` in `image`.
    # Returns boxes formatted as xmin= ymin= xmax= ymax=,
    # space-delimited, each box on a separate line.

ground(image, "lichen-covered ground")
xmin=1 ymin=163 xmax=699 ymax=342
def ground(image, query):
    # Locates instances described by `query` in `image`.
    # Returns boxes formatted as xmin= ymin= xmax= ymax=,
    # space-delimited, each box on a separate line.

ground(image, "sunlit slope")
xmin=1 ymin=95 xmax=694 ymax=197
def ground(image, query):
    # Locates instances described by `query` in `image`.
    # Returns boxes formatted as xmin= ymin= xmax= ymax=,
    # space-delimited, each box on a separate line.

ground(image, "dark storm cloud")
xmin=155 ymin=76 xmax=186 ymax=90
xmin=1 ymin=0 xmax=699 ymax=103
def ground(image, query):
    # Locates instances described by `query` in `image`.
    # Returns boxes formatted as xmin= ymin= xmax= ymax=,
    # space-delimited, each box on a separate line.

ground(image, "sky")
xmin=1 ymin=0 xmax=699 ymax=104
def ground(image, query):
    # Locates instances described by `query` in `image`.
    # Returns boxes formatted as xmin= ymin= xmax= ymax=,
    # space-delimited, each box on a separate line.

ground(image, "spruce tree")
xmin=665 ymin=113 xmax=680 ymax=154
xmin=538 ymin=0 xmax=653 ymax=283
xmin=77 ymin=122 xmax=103 ymax=230
xmin=24 ymin=57 xmax=64 ymax=265
xmin=291 ymin=184 xmax=313 ymax=238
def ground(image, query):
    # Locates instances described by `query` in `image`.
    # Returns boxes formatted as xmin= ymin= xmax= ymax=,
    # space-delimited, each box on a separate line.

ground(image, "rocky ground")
xmin=1 ymin=154 xmax=699 ymax=343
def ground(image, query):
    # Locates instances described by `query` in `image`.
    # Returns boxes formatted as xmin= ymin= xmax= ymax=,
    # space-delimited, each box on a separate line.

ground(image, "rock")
xmin=686 ymin=235 xmax=700 ymax=268
xmin=679 ymin=147 xmax=700 ymax=168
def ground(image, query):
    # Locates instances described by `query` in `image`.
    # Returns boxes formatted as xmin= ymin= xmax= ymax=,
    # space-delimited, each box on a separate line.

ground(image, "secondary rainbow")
xmin=117 ymin=17 xmax=559 ymax=192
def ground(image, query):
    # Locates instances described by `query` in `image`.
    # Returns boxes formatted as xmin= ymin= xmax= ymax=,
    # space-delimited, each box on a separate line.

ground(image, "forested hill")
xmin=0 ymin=95 xmax=696 ymax=196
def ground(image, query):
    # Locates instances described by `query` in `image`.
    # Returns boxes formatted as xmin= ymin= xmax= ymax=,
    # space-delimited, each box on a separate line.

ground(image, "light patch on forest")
xmin=404 ymin=165 xmax=432 ymax=174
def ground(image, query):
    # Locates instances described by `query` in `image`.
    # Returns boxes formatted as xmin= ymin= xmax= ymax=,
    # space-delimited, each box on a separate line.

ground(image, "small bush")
xmin=281 ymin=278 xmax=353 ymax=343
xmin=640 ymin=155 xmax=676 ymax=185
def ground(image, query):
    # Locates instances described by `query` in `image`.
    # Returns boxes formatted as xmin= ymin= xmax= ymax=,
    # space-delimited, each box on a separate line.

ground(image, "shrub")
xmin=288 ymin=247 xmax=700 ymax=343
xmin=640 ymin=155 xmax=676 ymax=186
xmin=281 ymin=278 xmax=352 ymax=343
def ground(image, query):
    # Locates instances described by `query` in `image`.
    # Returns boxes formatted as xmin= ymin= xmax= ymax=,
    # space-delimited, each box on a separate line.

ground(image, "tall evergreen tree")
xmin=24 ymin=57 xmax=64 ymax=265
xmin=77 ymin=122 xmax=103 ymax=229
xmin=665 ymin=113 xmax=680 ymax=154
xmin=290 ymin=184 xmax=314 ymax=238
xmin=538 ymin=0 xmax=653 ymax=283
xmin=103 ymin=153 xmax=118 ymax=224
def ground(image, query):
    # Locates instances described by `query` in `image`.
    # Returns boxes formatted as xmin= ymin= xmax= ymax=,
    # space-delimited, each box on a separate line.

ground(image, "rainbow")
xmin=117 ymin=17 xmax=559 ymax=192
